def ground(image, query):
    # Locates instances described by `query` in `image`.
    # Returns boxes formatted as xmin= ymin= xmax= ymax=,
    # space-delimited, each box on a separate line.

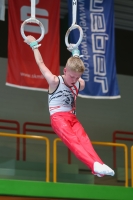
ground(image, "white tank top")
xmin=48 ymin=76 xmax=80 ymax=115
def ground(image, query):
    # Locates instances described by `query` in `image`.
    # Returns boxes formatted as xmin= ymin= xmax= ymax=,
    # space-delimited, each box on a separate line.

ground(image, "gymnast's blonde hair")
xmin=66 ymin=57 xmax=85 ymax=73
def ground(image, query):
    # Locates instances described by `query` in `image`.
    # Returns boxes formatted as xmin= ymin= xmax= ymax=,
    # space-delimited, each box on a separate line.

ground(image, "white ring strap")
xmin=31 ymin=0 xmax=35 ymax=18
xmin=20 ymin=0 xmax=45 ymax=43
xmin=72 ymin=0 xmax=77 ymax=26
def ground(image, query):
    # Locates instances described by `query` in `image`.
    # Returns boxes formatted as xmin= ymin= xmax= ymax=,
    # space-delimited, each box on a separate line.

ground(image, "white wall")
xmin=0 ymin=57 xmax=133 ymax=169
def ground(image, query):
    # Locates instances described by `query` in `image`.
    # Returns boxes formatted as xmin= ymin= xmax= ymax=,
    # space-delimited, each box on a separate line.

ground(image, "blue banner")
xmin=67 ymin=0 xmax=120 ymax=99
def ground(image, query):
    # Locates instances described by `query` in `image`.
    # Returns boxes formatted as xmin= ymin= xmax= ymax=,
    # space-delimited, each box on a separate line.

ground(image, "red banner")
xmin=6 ymin=0 xmax=60 ymax=91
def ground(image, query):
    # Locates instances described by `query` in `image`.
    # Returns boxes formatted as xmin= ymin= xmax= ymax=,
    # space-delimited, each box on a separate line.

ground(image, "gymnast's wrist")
xmin=30 ymin=41 xmax=38 ymax=49
xmin=29 ymin=41 xmax=41 ymax=50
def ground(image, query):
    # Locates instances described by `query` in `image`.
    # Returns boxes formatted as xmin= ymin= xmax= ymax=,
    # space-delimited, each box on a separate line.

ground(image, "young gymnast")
xmin=25 ymin=35 xmax=115 ymax=177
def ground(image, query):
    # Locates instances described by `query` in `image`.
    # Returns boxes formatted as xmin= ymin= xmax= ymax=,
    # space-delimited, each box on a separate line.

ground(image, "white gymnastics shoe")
xmin=103 ymin=164 xmax=115 ymax=176
xmin=94 ymin=162 xmax=115 ymax=177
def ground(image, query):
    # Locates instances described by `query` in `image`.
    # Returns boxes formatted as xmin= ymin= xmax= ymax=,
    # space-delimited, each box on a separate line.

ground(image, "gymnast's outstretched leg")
xmin=71 ymin=116 xmax=114 ymax=176
xmin=51 ymin=112 xmax=114 ymax=177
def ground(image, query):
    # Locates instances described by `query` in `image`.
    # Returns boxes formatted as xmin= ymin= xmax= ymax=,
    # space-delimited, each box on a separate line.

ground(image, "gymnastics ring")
xmin=65 ymin=24 xmax=83 ymax=49
xmin=20 ymin=18 xmax=45 ymax=43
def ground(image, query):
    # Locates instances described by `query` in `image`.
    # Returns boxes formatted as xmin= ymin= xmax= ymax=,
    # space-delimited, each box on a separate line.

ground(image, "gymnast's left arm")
xmin=79 ymin=77 xmax=85 ymax=91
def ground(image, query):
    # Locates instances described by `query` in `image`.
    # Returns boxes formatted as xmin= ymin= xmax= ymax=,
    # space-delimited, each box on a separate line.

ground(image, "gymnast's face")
xmin=63 ymin=67 xmax=82 ymax=87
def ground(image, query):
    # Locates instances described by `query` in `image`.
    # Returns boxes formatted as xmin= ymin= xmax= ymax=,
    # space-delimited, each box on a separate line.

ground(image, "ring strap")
xmin=31 ymin=0 xmax=35 ymax=18
xmin=72 ymin=0 xmax=77 ymax=26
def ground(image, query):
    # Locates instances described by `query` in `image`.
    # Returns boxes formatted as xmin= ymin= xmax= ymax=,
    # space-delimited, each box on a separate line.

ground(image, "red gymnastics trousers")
xmin=50 ymin=111 xmax=104 ymax=174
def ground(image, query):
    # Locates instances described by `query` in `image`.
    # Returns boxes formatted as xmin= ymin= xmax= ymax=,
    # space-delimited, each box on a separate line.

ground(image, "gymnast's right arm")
xmin=25 ymin=35 xmax=59 ymax=88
